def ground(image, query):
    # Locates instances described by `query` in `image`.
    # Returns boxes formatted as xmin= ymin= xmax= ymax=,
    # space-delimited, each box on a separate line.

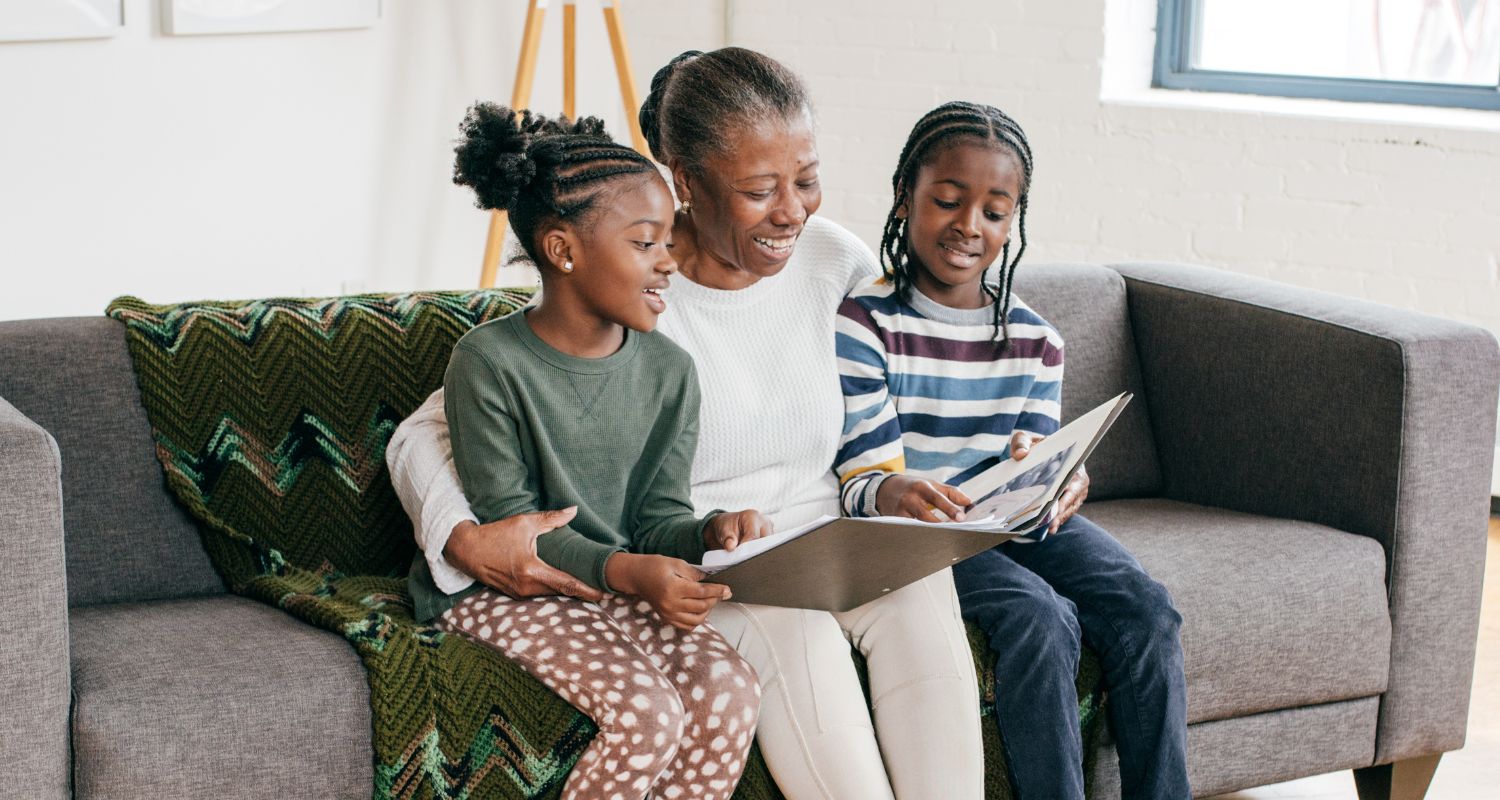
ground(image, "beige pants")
xmin=707 ymin=568 xmax=983 ymax=800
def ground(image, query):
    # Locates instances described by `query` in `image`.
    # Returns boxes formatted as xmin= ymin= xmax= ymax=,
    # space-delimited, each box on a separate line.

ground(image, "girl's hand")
xmin=444 ymin=507 xmax=605 ymax=602
xmin=704 ymin=509 xmax=774 ymax=552
xmin=875 ymin=474 xmax=972 ymax=522
xmin=606 ymin=553 xmax=732 ymax=631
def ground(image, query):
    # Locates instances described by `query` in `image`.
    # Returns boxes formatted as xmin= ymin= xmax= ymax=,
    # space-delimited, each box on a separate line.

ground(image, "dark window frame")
xmin=1153 ymin=0 xmax=1500 ymax=110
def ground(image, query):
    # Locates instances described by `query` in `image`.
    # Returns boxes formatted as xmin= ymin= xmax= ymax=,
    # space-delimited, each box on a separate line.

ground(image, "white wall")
xmin=0 ymin=0 xmax=720 ymax=320
xmin=363 ymin=0 xmax=724 ymax=294
xmin=2 ymin=0 xmax=380 ymax=319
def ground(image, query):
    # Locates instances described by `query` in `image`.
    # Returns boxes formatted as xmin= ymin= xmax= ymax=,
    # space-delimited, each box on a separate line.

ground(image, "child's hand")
xmin=1009 ymin=431 xmax=1090 ymax=532
xmin=875 ymin=474 xmax=972 ymax=522
xmin=1010 ymin=430 xmax=1044 ymax=460
xmin=704 ymin=510 xmax=774 ymax=552
xmin=1051 ymin=466 xmax=1090 ymax=534
xmin=606 ymin=553 xmax=732 ymax=631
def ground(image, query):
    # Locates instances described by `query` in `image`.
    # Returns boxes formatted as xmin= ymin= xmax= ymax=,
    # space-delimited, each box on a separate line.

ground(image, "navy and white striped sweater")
xmin=834 ymin=280 xmax=1064 ymax=517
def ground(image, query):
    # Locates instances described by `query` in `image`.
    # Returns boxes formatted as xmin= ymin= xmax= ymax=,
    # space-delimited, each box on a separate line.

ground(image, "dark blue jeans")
xmin=952 ymin=513 xmax=1190 ymax=800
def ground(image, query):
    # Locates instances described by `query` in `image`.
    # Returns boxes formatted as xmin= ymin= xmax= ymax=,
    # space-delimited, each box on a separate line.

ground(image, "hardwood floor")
xmin=1205 ymin=516 xmax=1500 ymax=799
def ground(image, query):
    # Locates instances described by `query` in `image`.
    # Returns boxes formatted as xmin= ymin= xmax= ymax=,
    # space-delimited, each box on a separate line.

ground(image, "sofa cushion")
xmin=1083 ymin=498 xmax=1391 ymax=724
xmin=70 ymin=595 xmax=371 ymax=800
xmin=0 ymin=317 xmax=221 ymax=606
xmin=1013 ymin=265 xmax=1161 ymax=499
xmin=1090 ymin=697 xmax=1380 ymax=800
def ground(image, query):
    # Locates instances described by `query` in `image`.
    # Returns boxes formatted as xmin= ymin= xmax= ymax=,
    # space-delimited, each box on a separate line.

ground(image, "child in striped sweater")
xmin=833 ymin=102 xmax=1191 ymax=800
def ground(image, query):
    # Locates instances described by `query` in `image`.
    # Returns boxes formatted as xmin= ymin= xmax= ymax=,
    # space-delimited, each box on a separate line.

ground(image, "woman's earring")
xmin=562 ymin=260 xmax=573 ymax=273
xmin=679 ymin=200 xmax=692 ymax=215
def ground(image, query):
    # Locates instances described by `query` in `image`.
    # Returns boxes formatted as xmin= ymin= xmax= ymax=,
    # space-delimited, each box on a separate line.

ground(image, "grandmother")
xmin=387 ymin=48 xmax=984 ymax=799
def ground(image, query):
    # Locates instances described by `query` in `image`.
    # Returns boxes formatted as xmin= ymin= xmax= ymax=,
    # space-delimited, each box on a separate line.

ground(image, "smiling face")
xmin=549 ymin=172 xmax=679 ymax=333
xmin=672 ymin=114 xmax=821 ymax=288
xmin=902 ymin=139 xmax=1025 ymax=309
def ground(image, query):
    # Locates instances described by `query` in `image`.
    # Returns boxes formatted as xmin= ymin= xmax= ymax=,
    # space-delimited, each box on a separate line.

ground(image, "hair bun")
xmin=548 ymin=114 xmax=610 ymax=140
xmin=453 ymin=103 xmax=559 ymax=211
xmin=638 ymin=50 xmax=702 ymax=163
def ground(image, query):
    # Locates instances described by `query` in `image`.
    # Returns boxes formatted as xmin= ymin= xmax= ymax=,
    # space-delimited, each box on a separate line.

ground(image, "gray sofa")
xmin=3 ymin=262 xmax=1495 ymax=800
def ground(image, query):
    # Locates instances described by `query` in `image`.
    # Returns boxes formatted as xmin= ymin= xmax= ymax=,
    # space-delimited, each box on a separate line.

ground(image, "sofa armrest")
xmin=1114 ymin=261 xmax=1499 ymax=765
xmin=0 ymin=394 xmax=70 ymax=799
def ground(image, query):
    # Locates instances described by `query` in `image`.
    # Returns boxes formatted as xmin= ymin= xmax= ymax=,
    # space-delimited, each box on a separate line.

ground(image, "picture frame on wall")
xmin=0 ymin=0 xmax=124 ymax=43
xmin=162 ymin=0 xmax=381 ymax=36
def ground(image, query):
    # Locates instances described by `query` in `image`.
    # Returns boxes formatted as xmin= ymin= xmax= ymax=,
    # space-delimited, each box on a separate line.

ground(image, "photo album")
xmin=698 ymin=392 xmax=1134 ymax=611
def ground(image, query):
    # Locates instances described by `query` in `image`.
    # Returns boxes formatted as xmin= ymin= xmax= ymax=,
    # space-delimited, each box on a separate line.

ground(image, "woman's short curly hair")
xmin=637 ymin=47 xmax=811 ymax=173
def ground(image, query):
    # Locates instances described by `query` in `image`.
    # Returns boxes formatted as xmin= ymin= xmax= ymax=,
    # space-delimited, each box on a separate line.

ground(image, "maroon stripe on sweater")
xmin=880 ymin=329 xmax=1059 ymax=363
xmin=837 ymin=297 xmax=884 ymax=338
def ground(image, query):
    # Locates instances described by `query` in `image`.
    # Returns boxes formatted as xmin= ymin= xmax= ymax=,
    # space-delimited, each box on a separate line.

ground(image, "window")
xmin=1154 ymin=0 xmax=1500 ymax=110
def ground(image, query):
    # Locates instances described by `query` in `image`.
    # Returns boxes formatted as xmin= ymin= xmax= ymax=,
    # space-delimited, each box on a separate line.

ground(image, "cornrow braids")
xmin=879 ymin=101 xmax=1034 ymax=347
xmin=453 ymin=102 xmax=656 ymax=268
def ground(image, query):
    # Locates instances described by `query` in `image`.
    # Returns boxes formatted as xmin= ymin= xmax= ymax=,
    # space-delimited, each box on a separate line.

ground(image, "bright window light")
xmin=1156 ymin=0 xmax=1500 ymax=109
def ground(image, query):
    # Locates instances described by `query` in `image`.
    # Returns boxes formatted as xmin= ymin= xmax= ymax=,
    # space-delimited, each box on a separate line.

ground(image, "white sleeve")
xmin=385 ymin=387 xmax=478 ymax=594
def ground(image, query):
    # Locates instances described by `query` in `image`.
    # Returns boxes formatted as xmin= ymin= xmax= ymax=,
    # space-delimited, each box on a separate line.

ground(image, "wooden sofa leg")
xmin=1353 ymin=754 xmax=1441 ymax=800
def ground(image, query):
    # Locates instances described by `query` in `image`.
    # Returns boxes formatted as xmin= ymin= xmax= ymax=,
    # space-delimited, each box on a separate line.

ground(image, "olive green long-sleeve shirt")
xmin=407 ymin=309 xmax=714 ymax=622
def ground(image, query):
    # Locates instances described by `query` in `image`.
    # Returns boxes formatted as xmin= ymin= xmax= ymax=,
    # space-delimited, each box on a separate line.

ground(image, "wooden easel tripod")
xmin=478 ymin=0 xmax=650 ymax=288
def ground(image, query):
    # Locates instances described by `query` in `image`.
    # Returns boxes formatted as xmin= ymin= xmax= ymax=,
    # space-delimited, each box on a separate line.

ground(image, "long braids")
xmin=453 ymin=103 xmax=657 ymax=268
xmin=879 ymin=101 xmax=1034 ymax=347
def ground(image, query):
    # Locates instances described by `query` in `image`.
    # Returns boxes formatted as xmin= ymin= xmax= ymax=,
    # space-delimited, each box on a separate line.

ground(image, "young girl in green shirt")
xmin=422 ymin=104 xmax=769 ymax=800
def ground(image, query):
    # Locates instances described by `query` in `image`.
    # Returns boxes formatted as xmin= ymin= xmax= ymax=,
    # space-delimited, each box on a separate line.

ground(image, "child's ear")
xmin=895 ymin=200 xmax=909 ymax=220
xmin=539 ymin=226 xmax=577 ymax=273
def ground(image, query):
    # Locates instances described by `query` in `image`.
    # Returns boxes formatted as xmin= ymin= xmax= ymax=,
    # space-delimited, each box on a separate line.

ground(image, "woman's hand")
xmin=875 ymin=474 xmax=972 ymax=522
xmin=703 ymin=509 xmax=774 ymax=552
xmin=606 ymin=553 xmax=732 ymax=630
xmin=1008 ymin=431 xmax=1090 ymax=533
xmin=442 ymin=507 xmax=605 ymax=602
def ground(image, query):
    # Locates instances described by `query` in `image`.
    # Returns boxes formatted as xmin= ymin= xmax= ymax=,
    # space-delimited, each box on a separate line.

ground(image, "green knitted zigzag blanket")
xmin=107 ymin=290 xmax=1104 ymax=800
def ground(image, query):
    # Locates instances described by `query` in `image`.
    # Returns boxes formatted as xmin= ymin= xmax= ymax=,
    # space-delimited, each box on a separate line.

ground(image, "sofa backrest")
xmin=1012 ymin=264 xmax=1162 ymax=499
xmin=0 ymin=317 xmax=224 ymax=607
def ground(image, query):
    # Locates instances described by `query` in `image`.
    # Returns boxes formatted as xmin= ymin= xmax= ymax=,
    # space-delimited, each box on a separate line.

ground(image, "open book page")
xmin=967 ymin=483 xmax=1049 ymax=526
xmin=953 ymin=392 xmax=1133 ymax=539
xmin=959 ymin=447 xmax=1076 ymax=542
xmin=699 ymin=515 xmax=837 ymax=574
